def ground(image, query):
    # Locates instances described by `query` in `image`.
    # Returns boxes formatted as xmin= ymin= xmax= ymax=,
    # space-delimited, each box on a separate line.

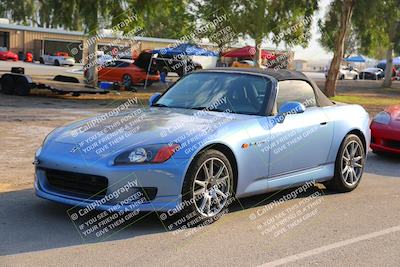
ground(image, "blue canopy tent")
xmin=378 ymin=56 xmax=400 ymax=65
xmin=151 ymin=43 xmax=218 ymax=81
xmin=376 ymin=57 xmax=400 ymax=70
xmin=344 ymin=55 xmax=366 ymax=63
xmin=152 ymin=43 xmax=218 ymax=57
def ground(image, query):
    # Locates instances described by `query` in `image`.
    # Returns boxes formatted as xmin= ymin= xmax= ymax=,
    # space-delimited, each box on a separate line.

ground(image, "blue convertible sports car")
xmin=34 ymin=68 xmax=370 ymax=222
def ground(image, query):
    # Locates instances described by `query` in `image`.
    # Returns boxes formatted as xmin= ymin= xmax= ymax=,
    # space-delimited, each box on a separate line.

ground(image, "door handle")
xmin=320 ymin=122 xmax=328 ymax=125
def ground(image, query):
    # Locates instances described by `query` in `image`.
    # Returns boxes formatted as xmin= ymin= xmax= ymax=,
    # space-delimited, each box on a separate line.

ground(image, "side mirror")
xmin=277 ymin=101 xmax=306 ymax=123
xmin=149 ymin=92 xmax=162 ymax=107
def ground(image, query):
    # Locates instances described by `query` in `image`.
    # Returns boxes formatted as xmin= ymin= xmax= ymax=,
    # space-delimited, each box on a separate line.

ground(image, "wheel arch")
xmin=122 ymin=73 xmax=133 ymax=79
xmin=121 ymin=73 xmax=134 ymax=84
xmin=192 ymin=143 xmax=239 ymax=196
xmin=346 ymin=129 xmax=367 ymax=154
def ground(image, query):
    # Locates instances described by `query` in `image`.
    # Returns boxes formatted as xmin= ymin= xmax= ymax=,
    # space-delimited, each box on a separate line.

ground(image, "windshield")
xmin=155 ymin=72 xmax=272 ymax=115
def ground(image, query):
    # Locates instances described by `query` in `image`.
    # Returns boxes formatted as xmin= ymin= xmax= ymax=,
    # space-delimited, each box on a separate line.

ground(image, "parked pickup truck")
xmin=40 ymin=52 xmax=75 ymax=66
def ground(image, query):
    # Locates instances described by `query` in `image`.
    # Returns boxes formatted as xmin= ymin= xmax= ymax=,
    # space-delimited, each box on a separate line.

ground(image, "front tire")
xmin=181 ymin=149 xmax=233 ymax=223
xmin=325 ymin=134 xmax=365 ymax=192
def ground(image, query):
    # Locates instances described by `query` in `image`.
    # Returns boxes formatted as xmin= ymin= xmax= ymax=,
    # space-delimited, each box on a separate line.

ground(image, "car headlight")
xmin=373 ymin=111 xmax=391 ymax=125
xmin=114 ymin=144 xmax=180 ymax=165
xmin=33 ymin=146 xmax=42 ymax=165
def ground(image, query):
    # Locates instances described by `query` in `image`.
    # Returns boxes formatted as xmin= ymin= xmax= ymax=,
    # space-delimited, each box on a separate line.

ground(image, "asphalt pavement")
xmin=0 ymin=152 xmax=399 ymax=266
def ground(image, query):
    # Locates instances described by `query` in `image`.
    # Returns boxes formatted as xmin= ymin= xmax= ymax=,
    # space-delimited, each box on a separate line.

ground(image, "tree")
xmin=353 ymin=0 xmax=400 ymax=88
xmin=127 ymin=0 xmax=195 ymax=39
xmin=190 ymin=0 xmax=238 ymax=60
xmin=233 ymin=0 xmax=318 ymax=68
xmin=318 ymin=0 xmax=360 ymax=58
xmin=0 ymin=0 xmax=82 ymax=30
xmin=324 ymin=0 xmax=355 ymax=97
xmin=2 ymin=0 xmax=196 ymax=85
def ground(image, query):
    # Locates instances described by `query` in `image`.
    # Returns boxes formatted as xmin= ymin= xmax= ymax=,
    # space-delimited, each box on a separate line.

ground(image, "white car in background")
xmin=40 ymin=52 xmax=75 ymax=66
xmin=325 ymin=66 xmax=359 ymax=80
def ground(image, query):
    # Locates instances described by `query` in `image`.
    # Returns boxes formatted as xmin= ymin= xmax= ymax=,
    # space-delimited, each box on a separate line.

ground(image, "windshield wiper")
xmin=189 ymin=107 xmax=227 ymax=112
xmin=189 ymin=107 xmax=258 ymax=115
xmin=152 ymin=103 xmax=170 ymax=107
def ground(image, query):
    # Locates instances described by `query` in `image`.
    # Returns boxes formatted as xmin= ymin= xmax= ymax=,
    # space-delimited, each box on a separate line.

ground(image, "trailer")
xmin=0 ymin=68 xmax=109 ymax=97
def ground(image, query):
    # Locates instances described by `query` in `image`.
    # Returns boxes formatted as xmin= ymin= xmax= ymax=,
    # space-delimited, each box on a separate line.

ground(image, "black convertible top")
xmin=197 ymin=68 xmax=334 ymax=107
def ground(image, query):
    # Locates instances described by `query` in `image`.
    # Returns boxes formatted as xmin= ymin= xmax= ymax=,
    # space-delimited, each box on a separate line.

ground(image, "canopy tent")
xmin=222 ymin=45 xmax=276 ymax=60
xmin=152 ymin=43 xmax=218 ymax=57
xmin=344 ymin=55 xmax=366 ymax=63
xmin=378 ymin=56 xmax=400 ymax=65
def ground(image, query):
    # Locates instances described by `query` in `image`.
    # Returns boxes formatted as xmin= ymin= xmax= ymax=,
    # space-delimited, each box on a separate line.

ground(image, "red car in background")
xmin=370 ymin=105 xmax=400 ymax=154
xmin=96 ymin=51 xmax=159 ymax=88
xmin=0 ymin=47 xmax=18 ymax=61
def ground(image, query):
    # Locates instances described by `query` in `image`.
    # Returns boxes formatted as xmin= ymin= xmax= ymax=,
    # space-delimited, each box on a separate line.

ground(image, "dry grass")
xmin=330 ymin=88 xmax=400 ymax=115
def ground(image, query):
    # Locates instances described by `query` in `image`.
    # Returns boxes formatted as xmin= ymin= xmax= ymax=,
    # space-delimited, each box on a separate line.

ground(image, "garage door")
xmin=43 ymin=39 xmax=83 ymax=62
xmin=0 ymin=31 xmax=9 ymax=49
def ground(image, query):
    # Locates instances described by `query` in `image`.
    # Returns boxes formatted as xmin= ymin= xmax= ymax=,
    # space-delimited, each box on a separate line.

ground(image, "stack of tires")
xmin=0 ymin=71 xmax=32 ymax=96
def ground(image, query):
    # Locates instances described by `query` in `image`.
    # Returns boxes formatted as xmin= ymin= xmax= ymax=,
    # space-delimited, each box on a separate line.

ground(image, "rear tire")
xmin=54 ymin=60 xmax=60 ymax=66
xmin=181 ymin=149 xmax=233 ymax=225
xmin=325 ymin=134 xmax=365 ymax=192
xmin=39 ymin=57 xmax=44 ymax=64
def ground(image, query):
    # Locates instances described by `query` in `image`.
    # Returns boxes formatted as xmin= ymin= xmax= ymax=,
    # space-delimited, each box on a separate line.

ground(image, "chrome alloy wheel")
xmin=341 ymin=140 xmax=364 ymax=186
xmin=192 ymin=157 xmax=230 ymax=217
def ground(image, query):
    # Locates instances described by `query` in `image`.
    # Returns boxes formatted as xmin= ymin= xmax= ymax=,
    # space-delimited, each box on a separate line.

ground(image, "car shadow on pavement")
xmin=228 ymin=184 xmax=333 ymax=214
xmin=364 ymin=151 xmax=400 ymax=178
xmin=0 ymin=169 xmax=381 ymax=257
xmin=0 ymin=188 xmax=167 ymax=256
xmin=0 ymin=185 xmax=335 ymax=256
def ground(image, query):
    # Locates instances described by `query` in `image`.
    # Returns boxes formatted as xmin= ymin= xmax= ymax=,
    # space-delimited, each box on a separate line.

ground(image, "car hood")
xmin=50 ymin=107 xmax=248 ymax=159
xmin=362 ymin=69 xmax=382 ymax=74
xmin=0 ymin=51 xmax=16 ymax=56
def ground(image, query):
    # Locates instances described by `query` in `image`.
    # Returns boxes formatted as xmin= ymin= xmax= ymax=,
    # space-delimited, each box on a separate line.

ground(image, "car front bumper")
xmin=370 ymin=122 xmax=400 ymax=154
xmin=34 ymin=154 xmax=191 ymax=213
xmin=60 ymin=59 xmax=75 ymax=65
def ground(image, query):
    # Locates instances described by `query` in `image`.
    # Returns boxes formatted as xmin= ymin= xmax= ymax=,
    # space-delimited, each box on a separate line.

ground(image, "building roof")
xmin=0 ymin=23 xmax=216 ymax=46
xmin=0 ymin=23 xmax=84 ymax=36
xmin=0 ymin=23 xmax=292 ymax=52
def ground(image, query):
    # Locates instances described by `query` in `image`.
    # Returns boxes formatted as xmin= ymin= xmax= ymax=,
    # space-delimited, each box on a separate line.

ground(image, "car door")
xmin=48 ymin=55 xmax=55 ymax=64
xmin=267 ymin=80 xmax=334 ymax=177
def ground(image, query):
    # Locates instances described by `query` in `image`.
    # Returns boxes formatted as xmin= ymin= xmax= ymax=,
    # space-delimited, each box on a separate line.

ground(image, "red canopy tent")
xmin=222 ymin=45 xmax=276 ymax=60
